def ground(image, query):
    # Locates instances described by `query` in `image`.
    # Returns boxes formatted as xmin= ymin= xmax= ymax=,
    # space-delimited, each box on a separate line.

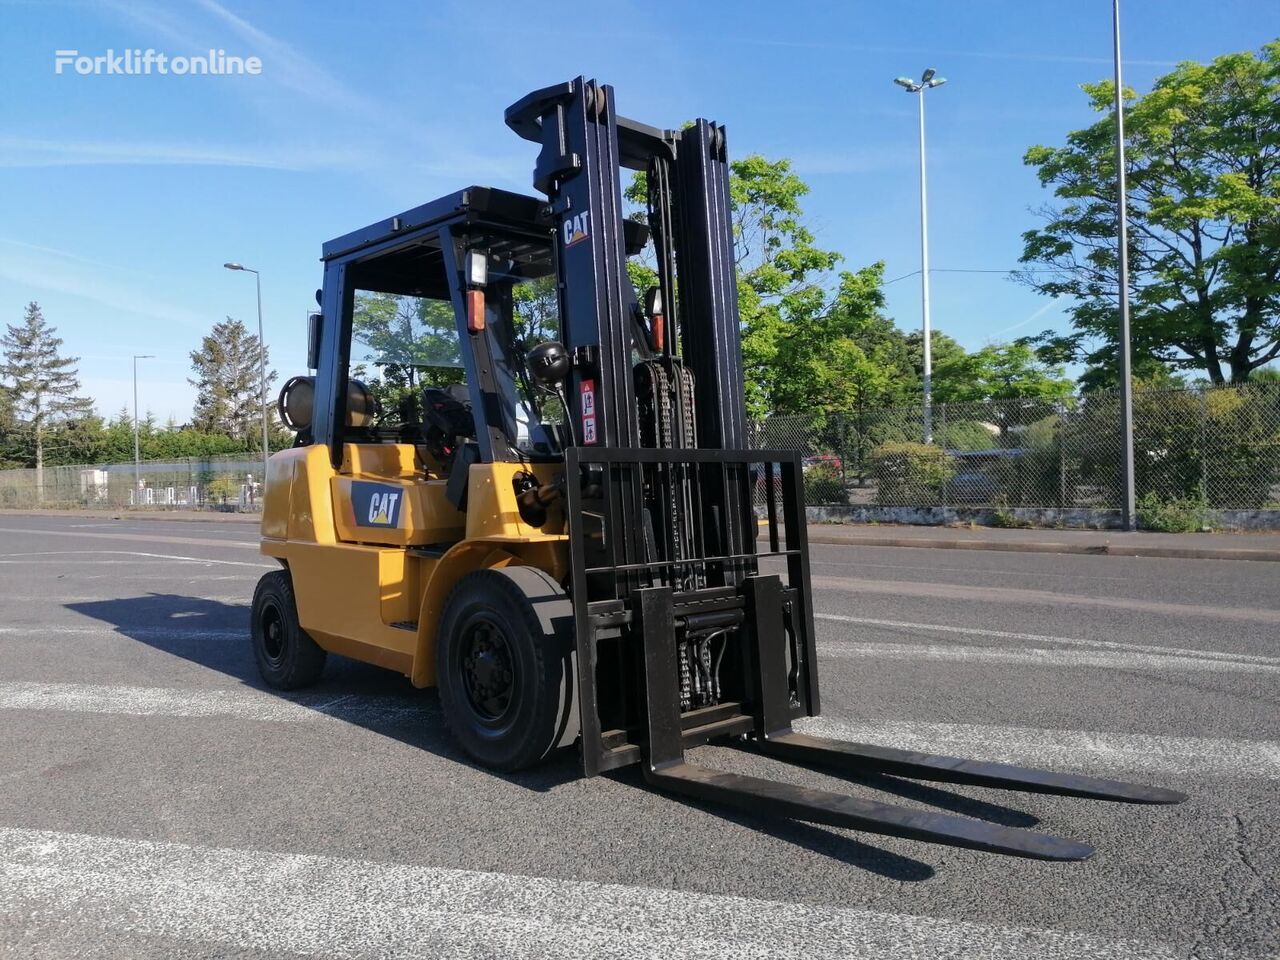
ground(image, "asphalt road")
xmin=0 ymin=514 xmax=1275 ymax=959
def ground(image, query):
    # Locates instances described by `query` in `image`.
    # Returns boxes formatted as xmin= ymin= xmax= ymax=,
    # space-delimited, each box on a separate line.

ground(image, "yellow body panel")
xmin=339 ymin=443 xmax=423 ymax=479
xmin=331 ymin=475 xmax=465 ymax=546
xmin=260 ymin=443 xmax=568 ymax=688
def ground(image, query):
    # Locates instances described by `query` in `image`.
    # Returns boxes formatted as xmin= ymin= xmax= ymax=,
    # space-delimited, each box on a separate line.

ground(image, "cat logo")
xmin=352 ymin=481 xmax=403 ymax=528
xmin=563 ymin=210 xmax=591 ymax=248
xmin=368 ymin=492 xmax=399 ymax=525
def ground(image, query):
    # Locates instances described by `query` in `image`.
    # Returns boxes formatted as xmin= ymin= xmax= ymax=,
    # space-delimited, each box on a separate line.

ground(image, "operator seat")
xmin=421 ymin=384 xmax=475 ymax=461
xmin=422 ymin=384 xmax=475 ymax=443
xmin=422 ymin=384 xmax=479 ymax=510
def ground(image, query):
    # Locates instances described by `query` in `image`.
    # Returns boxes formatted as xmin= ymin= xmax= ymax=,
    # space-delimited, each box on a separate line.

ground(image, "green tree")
xmin=928 ymin=341 xmax=1072 ymax=441
xmin=43 ymin=413 xmax=108 ymax=466
xmin=511 ymin=275 xmax=560 ymax=347
xmin=763 ymin=262 xmax=899 ymax=415
xmin=352 ymin=294 xmax=462 ymax=418
xmin=627 ymin=155 xmax=844 ymax=416
xmin=970 ymin=343 xmax=1074 ymax=402
xmin=910 ymin=331 xmax=972 ymax=403
xmin=1019 ymin=43 xmax=1280 ymax=387
xmin=189 ymin=317 xmax=276 ymax=445
xmin=0 ymin=384 xmax=20 ymax=467
xmin=730 ymin=156 xmax=844 ymax=415
xmin=0 ymin=302 xmax=94 ymax=500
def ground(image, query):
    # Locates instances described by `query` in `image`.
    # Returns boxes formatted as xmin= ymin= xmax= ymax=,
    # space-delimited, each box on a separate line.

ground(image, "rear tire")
xmin=251 ymin=570 xmax=327 ymax=690
xmin=436 ymin=567 xmax=577 ymax=772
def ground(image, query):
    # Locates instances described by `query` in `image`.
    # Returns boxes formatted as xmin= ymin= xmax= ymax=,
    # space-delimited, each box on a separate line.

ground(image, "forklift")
xmin=254 ymin=77 xmax=1184 ymax=861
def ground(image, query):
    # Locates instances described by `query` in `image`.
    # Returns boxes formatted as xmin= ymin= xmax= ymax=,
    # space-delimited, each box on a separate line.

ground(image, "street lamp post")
xmin=132 ymin=354 xmax=155 ymax=503
xmin=1111 ymin=0 xmax=1137 ymax=531
xmin=223 ymin=262 xmax=270 ymax=485
xmin=894 ymin=69 xmax=947 ymax=444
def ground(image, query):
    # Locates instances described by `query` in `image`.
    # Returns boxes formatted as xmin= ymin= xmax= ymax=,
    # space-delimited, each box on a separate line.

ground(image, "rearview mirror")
xmin=307 ymin=312 xmax=322 ymax=371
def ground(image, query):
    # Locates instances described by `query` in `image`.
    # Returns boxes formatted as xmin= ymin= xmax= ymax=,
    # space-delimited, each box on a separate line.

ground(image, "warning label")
xmin=580 ymin=378 xmax=597 ymax=445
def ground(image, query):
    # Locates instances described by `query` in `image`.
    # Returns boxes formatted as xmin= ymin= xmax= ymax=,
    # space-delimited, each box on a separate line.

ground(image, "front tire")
xmin=251 ymin=570 xmax=327 ymax=689
xmin=436 ymin=567 xmax=577 ymax=772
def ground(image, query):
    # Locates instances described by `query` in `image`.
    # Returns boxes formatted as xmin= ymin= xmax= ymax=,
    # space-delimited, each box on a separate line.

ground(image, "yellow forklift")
xmin=254 ymin=77 xmax=1184 ymax=860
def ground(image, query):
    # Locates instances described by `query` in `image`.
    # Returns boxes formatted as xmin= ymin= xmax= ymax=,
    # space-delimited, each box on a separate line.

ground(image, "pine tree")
xmin=0 ymin=384 xmax=20 ymax=467
xmin=0 ymin=302 xmax=94 ymax=501
xmin=189 ymin=317 xmax=277 ymax=446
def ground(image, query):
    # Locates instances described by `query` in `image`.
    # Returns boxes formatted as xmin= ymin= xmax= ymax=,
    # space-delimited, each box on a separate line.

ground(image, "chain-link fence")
xmin=751 ymin=382 xmax=1280 ymax=523
xmin=4 ymin=383 xmax=1278 ymax=523
xmin=0 ymin=455 xmax=268 ymax=511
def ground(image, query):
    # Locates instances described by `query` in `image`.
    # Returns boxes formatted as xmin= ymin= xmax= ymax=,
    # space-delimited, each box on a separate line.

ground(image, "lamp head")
xmin=927 ymin=77 xmax=948 ymax=88
xmin=223 ymin=262 xmax=243 ymax=271
xmin=921 ymin=67 xmax=937 ymax=83
xmin=893 ymin=76 xmax=918 ymax=91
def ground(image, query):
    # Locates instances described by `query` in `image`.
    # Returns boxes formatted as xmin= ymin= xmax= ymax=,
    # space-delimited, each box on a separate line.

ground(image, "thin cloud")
xmin=0 ymin=137 xmax=364 ymax=171
xmin=994 ymin=298 xmax=1060 ymax=337
xmin=94 ymin=0 xmax=458 ymax=188
xmin=732 ymin=37 xmax=1177 ymax=68
xmin=190 ymin=0 xmax=393 ymax=121
xmin=0 ymin=241 xmax=210 ymax=330
xmin=788 ymin=147 xmax=913 ymax=176
xmin=97 ymin=0 xmax=397 ymax=124
xmin=0 ymin=238 xmax=155 ymax=275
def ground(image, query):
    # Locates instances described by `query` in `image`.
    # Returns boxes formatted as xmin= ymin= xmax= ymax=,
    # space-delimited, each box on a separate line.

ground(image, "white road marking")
xmin=0 ymin=626 xmax=243 ymax=639
xmin=0 ymin=549 xmax=272 ymax=568
xmin=817 ymin=640 xmax=1280 ymax=675
xmin=796 ymin=716 xmax=1280 ymax=780
xmin=815 ymin=614 xmax=1280 ymax=666
xmin=58 ymin=573 xmax=260 ymax=582
xmin=809 ymin=574 xmax=1280 ymax=624
xmin=0 ymin=826 xmax=1187 ymax=960
xmin=4 ymin=679 xmax=1277 ymax=783
xmin=0 ymin=595 xmax=248 ymax=604
xmin=0 ymin=681 xmax=422 ymax=723
xmin=0 ymin=526 xmax=259 ymax=550
xmin=0 ymin=559 xmax=187 ymax=565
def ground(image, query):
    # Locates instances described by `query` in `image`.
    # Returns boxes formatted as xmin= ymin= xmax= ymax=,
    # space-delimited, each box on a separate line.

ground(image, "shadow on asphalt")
xmin=65 ymin=593 xmax=1004 ymax=875
xmin=64 ymin=593 xmax=579 ymax=793
xmin=829 ymin=771 xmax=1040 ymax=829
xmin=608 ymin=765 xmax=936 ymax=882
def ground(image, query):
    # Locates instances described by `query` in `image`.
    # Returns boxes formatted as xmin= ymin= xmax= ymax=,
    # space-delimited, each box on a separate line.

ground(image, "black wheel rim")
xmin=260 ymin=601 xmax=286 ymax=665
xmin=458 ymin=616 xmax=516 ymax=724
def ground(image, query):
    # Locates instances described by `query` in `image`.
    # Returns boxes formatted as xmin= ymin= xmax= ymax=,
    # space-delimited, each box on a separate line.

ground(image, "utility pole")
xmin=132 ymin=354 xmax=155 ymax=503
xmin=224 ymin=262 xmax=271 ymax=485
xmin=894 ymin=69 xmax=947 ymax=444
xmin=1112 ymin=0 xmax=1137 ymax=530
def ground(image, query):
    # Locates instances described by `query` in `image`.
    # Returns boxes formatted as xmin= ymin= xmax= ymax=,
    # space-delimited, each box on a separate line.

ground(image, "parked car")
xmin=802 ymin=454 xmax=843 ymax=473
xmin=943 ymin=448 xmax=1025 ymax=504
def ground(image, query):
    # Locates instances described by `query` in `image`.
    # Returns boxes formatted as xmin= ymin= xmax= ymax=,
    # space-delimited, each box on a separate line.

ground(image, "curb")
xmin=801 ymin=533 xmax=1280 ymax=563
xmin=3 ymin=511 xmax=1275 ymax=560
xmin=0 ymin=509 xmax=260 ymax=525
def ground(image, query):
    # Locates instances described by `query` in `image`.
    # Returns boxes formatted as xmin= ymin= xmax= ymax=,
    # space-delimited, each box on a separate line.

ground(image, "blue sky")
xmin=0 ymin=0 xmax=1272 ymax=421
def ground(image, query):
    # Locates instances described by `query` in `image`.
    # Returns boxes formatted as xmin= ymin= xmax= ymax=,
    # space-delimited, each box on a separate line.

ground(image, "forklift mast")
xmin=506 ymin=77 xmax=819 ymax=774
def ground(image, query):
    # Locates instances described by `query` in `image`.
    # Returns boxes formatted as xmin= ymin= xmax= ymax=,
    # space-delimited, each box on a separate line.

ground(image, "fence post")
xmin=1057 ymin=400 xmax=1067 ymax=509
xmin=1199 ymin=385 xmax=1209 ymax=505
xmin=938 ymin=402 xmax=948 ymax=512
xmin=856 ymin=399 xmax=866 ymax=488
xmin=838 ymin=412 xmax=848 ymax=489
